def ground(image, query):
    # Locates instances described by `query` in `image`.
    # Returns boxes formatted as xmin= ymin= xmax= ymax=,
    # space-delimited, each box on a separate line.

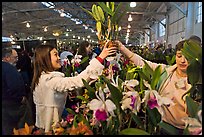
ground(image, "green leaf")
xmin=187 ymin=59 xmax=201 ymax=85
xmin=110 ymin=2 xmax=114 ymax=12
xmin=138 ymin=71 xmax=150 ymax=83
xmin=186 ymin=96 xmax=199 ymax=118
xmin=147 ymin=107 xmax=161 ymax=126
xmin=166 ymin=55 xmax=175 ymax=65
xmin=158 ymin=121 xmax=180 ymax=135
xmin=73 ymin=115 xmax=78 ymax=127
xmin=98 ymin=2 xmax=114 ymax=16
xmin=182 ymin=40 xmax=202 ymax=63
xmin=78 ymin=114 xmax=90 ymax=128
xmin=143 ymin=60 xmax=154 ymax=74
xmin=92 ymin=4 xmax=100 ymax=21
xmin=82 ymin=79 xmax=95 ymax=98
xmin=132 ymin=113 xmax=145 ymax=129
xmin=96 ymin=21 xmax=102 ymax=34
xmin=171 ymin=55 xmax=176 ymax=65
xmin=76 ymin=95 xmax=88 ymax=103
xmin=151 ymin=65 xmax=162 ymax=90
xmin=66 ymin=108 xmax=75 ymax=115
xmin=156 ymin=70 xmax=168 ymax=91
xmin=97 ymin=6 xmax=105 ymax=22
xmin=101 ymin=76 xmax=122 ymax=108
xmin=182 ymin=126 xmax=190 ymax=135
xmin=80 ymin=56 xmax=89 ymax=64
xmin=111 ymin=2 xmax=125 ymax=24
xmin=119 ymin=128 xmax=150 ymax=135
xmin=80 ymin=6 xmax=95 ymax=19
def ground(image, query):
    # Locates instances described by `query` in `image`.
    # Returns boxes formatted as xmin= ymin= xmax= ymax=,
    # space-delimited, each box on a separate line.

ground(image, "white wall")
xmin=146 ymin=2 xmax=202 ymax=48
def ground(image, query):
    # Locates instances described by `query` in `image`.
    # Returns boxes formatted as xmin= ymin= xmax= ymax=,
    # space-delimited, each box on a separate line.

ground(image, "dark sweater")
xmin=2 ymin=61 xmax=26 ymax=102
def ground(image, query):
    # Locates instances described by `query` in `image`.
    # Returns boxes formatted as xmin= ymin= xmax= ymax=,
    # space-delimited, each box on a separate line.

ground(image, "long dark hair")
xmin=77 ymin=41 xmax=90 ymax=57
xmin=31 ymin=45 xmax=56 ymax=91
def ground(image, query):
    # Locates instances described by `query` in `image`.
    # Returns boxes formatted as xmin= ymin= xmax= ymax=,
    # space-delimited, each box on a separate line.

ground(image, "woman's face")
xmin=86 ymin=44 xmax=92 ymax=54
xmin=176 ymin=50 xmax=189 ymax=72
xmin=50 ymin=48 xmax=61 ymax=70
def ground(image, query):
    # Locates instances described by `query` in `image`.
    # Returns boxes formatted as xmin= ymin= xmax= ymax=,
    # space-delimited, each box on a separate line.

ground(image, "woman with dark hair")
xmin=31 ymin=42 xmax=117 ymax=133
xmin=77 ymin=41 xmax=93 ymax=72
xmin=115 ymin=40 xmax=192 ymax=135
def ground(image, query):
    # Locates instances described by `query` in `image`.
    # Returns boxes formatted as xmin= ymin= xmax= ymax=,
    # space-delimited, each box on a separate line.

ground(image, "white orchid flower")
xmin=103 ymin=85 xmax=111 ymax=98
xmin=88 ymin=69 xmax=103 ymax=80
xmin=182 ymin=112 xmax=202 ymax=135
xmin=107 ymin=53 xmax=122 ymax=70
xmin=142 ymin=89 xmax=175 ymax=116
xmin=61 ymin=58 xmax=69 ymax=66
xmin=111 ymin=75 xmax=119 ymax=87
xmin=122 ymin=79 xmax=139 ymax=91
xmin=71 ymin=54 xmax=82 ymax=64
xmin=121 ymin=91 xmax=141 ymax=115
xmin=88 ymin=87 xmax=116 ymax=121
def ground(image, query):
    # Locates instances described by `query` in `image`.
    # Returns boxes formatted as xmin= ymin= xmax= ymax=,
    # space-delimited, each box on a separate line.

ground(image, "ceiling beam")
xmin=127 ymin=11 xmax=167 ymax=16
xmin=169 ymin=2 xmax=186 ymax=16
xmin=2 ymin=8 xmax=54 ymax=14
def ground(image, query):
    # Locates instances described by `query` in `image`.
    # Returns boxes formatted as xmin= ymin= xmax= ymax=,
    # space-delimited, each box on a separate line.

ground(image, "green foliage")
xmin=158 ymin=121 xmax=180 ymax=135
xmin=119 ymin=128 xmax=150 ymax=135
xmin=185 ymin=96 xmax=199 ymax=118
xmin=82 ymin=79 xmax=96 ymax=98
xmin=165 ymin=55 xmax=176 ymax=65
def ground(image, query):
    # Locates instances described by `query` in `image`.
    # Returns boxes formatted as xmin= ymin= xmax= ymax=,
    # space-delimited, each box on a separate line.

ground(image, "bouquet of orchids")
xmin=14 ymin=40 xmax=202 ymax=135
xmin=57 ymin=48 xmax=201 ymax=135
xmin=49 ymin=53 xmax=175 ymax=135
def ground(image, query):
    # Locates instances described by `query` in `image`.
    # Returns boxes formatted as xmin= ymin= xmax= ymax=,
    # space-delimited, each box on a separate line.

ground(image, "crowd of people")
xmin=2 ymin=35 xmax=202 ymax=135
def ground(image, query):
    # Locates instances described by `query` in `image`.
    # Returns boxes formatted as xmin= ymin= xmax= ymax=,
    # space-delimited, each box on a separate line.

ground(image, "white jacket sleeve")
xmin=45 ymin=58 xmax=104 ymax=92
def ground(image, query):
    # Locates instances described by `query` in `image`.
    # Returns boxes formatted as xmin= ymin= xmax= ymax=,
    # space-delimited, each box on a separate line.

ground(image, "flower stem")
xmin=128 ymin=113 xmax=133 ymax=128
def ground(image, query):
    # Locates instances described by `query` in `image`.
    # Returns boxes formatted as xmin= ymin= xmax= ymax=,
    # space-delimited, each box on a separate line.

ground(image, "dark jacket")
xmin=2 ymin=61 xmax=26 ymax=102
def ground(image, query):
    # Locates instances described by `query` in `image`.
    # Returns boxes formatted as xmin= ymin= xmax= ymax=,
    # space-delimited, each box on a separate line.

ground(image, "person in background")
xmin=91 ymin=44 xmax=102 ymax=59
xmin=164 ymin=43 xmax=175 ymax=57
xmin=189 ymin=35 xmax=202 ymax=46
xmin=31 ymin=41 xmax=117 ymax=133
xmin=77 ymin=41 xmax=93 ymax=72
xmin=2 ymin=47 xmax=33 ymax=135
xmin=115 ymin=39 xmax=193 ymax=135
xmin=16 ymin=49 xmax=35 ymax=124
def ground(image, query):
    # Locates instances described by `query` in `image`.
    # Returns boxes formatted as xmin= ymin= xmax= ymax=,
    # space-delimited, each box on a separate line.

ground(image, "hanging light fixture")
xmin=26 ymin=22 xmax=30 ymax=28
xmin=127 ymin=29 xmax=130 ymax=33
xmin=60 ymin=9 xmax=66 ymax=17
xmin=130 ymin=2 xmax=137 ymax=8
xmin=44 ymin=27 xmax=48 ymax=32
xmin=128 ymin=14 xmax=133 ymax=22
xmin=128 ymin=24 xmax=131 ymax=28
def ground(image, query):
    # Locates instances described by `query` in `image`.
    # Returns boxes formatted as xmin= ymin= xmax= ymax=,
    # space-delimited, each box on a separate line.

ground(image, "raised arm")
xmin=114 ymin=40 xmax=167 ymax=71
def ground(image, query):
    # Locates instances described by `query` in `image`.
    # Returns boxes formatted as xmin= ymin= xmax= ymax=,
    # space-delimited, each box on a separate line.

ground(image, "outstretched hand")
xmin=98 ymin=40 xmax=117 ymax=60
xmin=113 ymin=40 xmax=123 ymax=51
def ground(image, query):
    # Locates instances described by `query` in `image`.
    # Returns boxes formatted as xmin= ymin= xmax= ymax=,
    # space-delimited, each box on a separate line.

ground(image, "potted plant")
xmin=81 ymin=2 xmax=129 ymax=48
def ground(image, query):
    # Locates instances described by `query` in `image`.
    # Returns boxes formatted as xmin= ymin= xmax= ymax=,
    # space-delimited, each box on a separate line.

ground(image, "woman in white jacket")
xmin=31 ymin=42 xmax=117 ymax=133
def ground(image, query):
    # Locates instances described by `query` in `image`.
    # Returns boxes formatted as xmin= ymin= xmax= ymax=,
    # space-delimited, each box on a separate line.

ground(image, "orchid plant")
xmin=14 ymin=40 xmax=202 ymax=135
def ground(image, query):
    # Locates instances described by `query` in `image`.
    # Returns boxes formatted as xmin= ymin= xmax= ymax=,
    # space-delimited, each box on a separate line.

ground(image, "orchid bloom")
xmin=107 ymin=53 xmax=122 ymax=70
xmin=88 ymin=87 xmax=116 ymax=122
xmin=121 ymin=91 xmax=141 ymax=114
xmin=142 ymin=80 xmax=174 ymax=116
xmin=111 ymin=75 xmax=119 ymax=87
xmin=182 ymin=109 xmax=202 ymax=135
xmin=61 ymin=58 xmax=69 ymax=67
xmin=87 ymin=68 xmax=103 ymax=80
xmin=71 ymin=54 xmax=82 ymax=66
xmin=122 ymin=79 xmax=139 ymax=92
xmin=143 ymin=90 xmax=175 ymax=116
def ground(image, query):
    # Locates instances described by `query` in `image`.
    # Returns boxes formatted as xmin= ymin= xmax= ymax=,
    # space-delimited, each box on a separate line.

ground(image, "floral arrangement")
xmin=13 ymin=39 xmax=202 ymax=135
